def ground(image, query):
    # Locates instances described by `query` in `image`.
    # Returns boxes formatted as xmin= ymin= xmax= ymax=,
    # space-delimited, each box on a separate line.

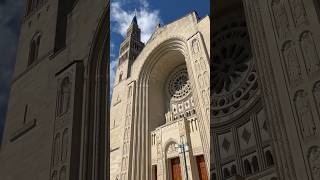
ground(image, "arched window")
xmin=231 ymin=165 xmax=237 ymax=176
xmin=223 ymin=168 xmax=230 ymax=178
xmin=252 ymin=156 xmax=259 ymax=173
xmin=28 ymin=33 xmax=41 ymax=66
xmin=58 ymin=77 xmax=71 ymax=115
xmin=266 ymin=150 xmax=275 ymax=167
xmin=61 ymin=129 xmax=68 ymax=162
xmin=53 ymin=133 xmax=60 ymax=165
xmin=244 ymin=159 xmax=252 ymax=175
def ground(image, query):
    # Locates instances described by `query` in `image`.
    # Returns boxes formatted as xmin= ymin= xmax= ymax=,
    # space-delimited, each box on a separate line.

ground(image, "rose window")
xmin=212 ymin=41 xmax=251 ymax=94
xmin=167 ymin=67 xmax=191 ymax=100
xmin=211 ymin=19 xmax=259 ymax=120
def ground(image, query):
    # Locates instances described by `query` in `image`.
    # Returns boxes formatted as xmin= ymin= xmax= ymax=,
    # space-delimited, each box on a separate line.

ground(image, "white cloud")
xmin=110 ymin=42 xmax=116 ymax=58
xmin=109 ymin=41 xmax=118 ymax=97
xmin=111 ymin=1 xmax=161 ymax=43
xmin=109 ymin=0 xmax=162 ymax=97
xmin=109 ymin=58 xmax=118 ymax=97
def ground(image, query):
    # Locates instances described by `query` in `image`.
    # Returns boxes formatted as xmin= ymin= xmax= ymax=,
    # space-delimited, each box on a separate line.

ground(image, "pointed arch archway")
xmin=129 ymin=36 xmax=210 ymax=180
xmin=80 ymin=3 xmax=109 ymax=180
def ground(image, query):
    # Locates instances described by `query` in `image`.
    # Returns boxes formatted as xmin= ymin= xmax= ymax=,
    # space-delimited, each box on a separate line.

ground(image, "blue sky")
xmin=0 ymin=0 xmax=23 ymax=142
xmin=110 ymin=0 xmax=210 ymax=95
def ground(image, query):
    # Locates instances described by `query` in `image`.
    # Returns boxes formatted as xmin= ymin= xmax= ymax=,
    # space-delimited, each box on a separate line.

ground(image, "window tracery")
xmin=167 ymin=67 xmax=191 ymax=100
xmin=211 ymin=18 xmax=258 ymax=119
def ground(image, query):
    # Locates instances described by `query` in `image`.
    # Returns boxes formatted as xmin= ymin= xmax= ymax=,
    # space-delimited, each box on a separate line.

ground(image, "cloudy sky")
xmin=109 ymin=0 xmax=210 ymax=96
xmin=0 ymin=0 xmax=23 ymax=142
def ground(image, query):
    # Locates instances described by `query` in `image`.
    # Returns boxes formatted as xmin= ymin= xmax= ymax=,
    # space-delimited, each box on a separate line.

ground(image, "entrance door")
xmin=152 ymin=165 xmax=157 ymax=180
xmin=171 ymin=157 xmax=182 ymax=180
xmin=196 ymin=155 xmax=208 ymax=180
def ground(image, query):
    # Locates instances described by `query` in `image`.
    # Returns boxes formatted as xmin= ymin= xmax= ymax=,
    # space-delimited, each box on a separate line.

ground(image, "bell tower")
xmin=114 ymin=16 xmax=144 ymax=85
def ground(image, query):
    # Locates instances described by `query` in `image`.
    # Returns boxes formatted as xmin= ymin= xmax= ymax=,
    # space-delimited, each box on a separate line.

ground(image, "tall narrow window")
xmin=26 ymin=0 xmax=33 ymax=15
xmin=244 ymin=159 xmax=252 ymax=175
xmin=53 ymin=133 xmax=61 ymax=166
xmin=58 ymin=77 xmax=71 ymax=115
xmin=61 ymin=129 xmax=68 ymax=162
xmin=266 ymin=150 xmax=275 ymax=167
xmin=223 ymin=168 xmax=230 ymax=178
xmin=231 ymin=165 xmax=237 ymax=176
xmin=119 ymin=72 xmax=123 ymax=83
xmin=28 ymin=33 xmax=41 ymax=66
xmin=54 ymin=0 xmax=76 ymax=52
xmin=252 ymin=156 xmax=259 ymax=172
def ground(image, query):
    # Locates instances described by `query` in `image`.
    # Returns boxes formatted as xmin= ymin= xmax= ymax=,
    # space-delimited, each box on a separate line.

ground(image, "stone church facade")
xmin=0 ymin=0 xmax=109 ymax=180
xmin=110 ymin=13 xmax=210 ymax=180
xmin=212 ymin=0 xmax=320 ymax=180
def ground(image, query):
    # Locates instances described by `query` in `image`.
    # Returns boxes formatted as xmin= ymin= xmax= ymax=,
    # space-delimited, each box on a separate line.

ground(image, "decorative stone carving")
xmin=221 ymin=137 xmax=231 ymax=152
xmin=167 ymin=66 xmax=192 ymax=101
xmin=165 ymin=111 xmax=173 ymax=122
xmin=289 ymin=0 xmax=308 ymax=26
xmin=300 ymin=31 xmax=320 ymax=75
xmin=167 ymin=143 xmax=178 ymax=157
xmin=294 ymin=90 xmax=316 ymax=138
xmin=271 ymin=0 xmax=290 ymax=38
xmin=192 ymin=39 xmax=200 ymax=54
xmin=308 ymin=146 xmax=320 ymax=179
xmin=211 ymin=18 xmax=257 ymax=119
xmin=241 ymin=128 xmax=252 ymax=144
xmin=282 ymin=41 xmax=302 ymax=86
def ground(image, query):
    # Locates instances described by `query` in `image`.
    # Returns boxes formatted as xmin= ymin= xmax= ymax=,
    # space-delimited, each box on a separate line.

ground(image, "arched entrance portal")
xmin=128 ymin=38 xmax=210 ymax=180
xmin=80 ymin=4 xmax=109 ymax=180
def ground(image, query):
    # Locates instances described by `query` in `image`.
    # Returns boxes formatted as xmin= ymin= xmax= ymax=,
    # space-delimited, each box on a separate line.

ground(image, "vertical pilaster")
xmin=187 ymin=32 xmax=211 ymax=174
xmin=119 ymin=81 xmax=136 ymax=180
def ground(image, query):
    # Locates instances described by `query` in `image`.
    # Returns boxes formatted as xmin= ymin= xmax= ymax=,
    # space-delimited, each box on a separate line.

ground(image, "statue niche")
xmin=300 ymin=31 xmax=320 ymax=75
xmin=271 ymin=0 xmax=290 ymax=38
xmin=294 ymin=90 xmax=316 ymax=138
xmin=308 ymin=146 xmax=320 ymax=179
xmin=282 ymin=41 xmax=302 ymax=86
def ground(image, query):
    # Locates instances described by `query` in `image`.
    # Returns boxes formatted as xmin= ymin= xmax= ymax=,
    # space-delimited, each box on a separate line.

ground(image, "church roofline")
xmin=145 ymin=11 xmax=208 ymax=44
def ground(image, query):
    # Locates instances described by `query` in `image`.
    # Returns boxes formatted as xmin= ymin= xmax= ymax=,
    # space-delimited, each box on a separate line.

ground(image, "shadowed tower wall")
xmin=0 ymin=0 xmax=109 ymax=180
xmin=212 ymin=0 xmax=320 ymax=179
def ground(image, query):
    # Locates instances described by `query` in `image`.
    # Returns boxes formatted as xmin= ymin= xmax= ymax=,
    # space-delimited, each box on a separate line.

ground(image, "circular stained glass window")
xmin=211 ymin=19 xmax=252 ymax=96
xmin=211 ymin=19 xmax=258 ymax=119
xmin=167 ymin=66 xmax=191 ymax=100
